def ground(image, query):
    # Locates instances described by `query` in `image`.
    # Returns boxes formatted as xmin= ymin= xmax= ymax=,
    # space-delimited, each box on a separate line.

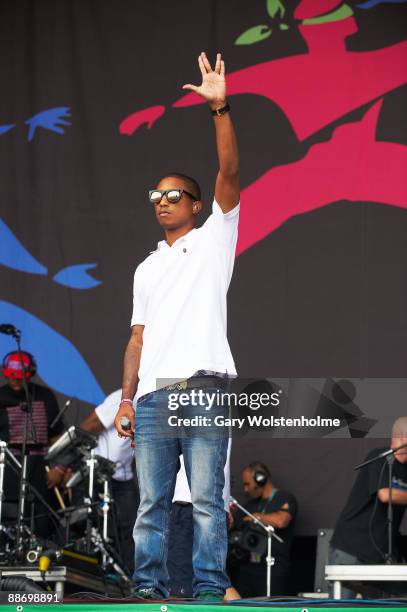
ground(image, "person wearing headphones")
xmin=0 ymin=350 xmax=65 ymax=537
xmin=230 ymin=461 xmax=298 ymax=597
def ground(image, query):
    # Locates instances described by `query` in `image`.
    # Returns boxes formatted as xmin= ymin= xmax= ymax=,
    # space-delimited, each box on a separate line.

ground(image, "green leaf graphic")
xmin=235 ymin=25 xmax=272 ymax=45
xmin=267 ymin=0 xmax=286 ymax=19
xmin=302 ymin=3 xmax=353 ymax=25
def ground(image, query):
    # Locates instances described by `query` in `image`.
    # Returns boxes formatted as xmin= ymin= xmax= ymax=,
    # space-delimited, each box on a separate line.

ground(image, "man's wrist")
xmin=120 ymin=398 xmax=134 ymax=405
xmin=209 ymin=98 xmax=227 ymax=112
xmin=53 ymin=465 xmax=66 ymax=475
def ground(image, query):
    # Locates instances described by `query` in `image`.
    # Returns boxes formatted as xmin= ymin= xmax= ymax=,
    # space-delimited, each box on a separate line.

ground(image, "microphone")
xmin=50 ymin=398 xmax=72 ymax=429
xmin=120 ymin=417 xmax=135 ymax=449
xmin=0 ymin=323 xmax=20 ymax=338
xmin=120 ymin=417 xmax=132 ymax=431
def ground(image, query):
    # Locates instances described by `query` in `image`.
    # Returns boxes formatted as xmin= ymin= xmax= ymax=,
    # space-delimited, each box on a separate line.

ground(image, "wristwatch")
xmin=211 ymin=103 xmax=230 ymax=117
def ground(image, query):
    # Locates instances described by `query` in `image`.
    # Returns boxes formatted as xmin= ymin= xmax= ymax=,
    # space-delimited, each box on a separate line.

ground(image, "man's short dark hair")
xmin=161 ymin=172 xmax=201 ymax=201
xmin=246 ymin=461 xmax=271 ymax=480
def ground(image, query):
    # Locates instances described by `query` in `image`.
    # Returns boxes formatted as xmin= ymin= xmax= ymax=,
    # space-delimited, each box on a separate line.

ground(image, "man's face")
xmin=242 ymin=468 xmax=263 ymax=499
xmin=6 ymin=376 xmax=25 ymax=393
xmin=391 ymin=435 xmax=407 ymax=464
xmin=153 ymin=177 xmax=198 ymax=230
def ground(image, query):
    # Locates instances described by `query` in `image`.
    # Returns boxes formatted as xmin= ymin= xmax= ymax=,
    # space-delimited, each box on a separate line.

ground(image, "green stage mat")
xmin=0 ymin=604 xmax=407 ymax=612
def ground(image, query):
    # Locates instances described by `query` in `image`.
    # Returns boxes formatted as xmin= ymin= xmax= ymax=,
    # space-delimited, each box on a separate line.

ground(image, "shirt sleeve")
xmin=130 ymin=265 xmax=146 ymax=327
xmin=367 ymin=453 xmax=388 ymax=496
xmin=201 ymin=198 xmax=240 ymax=251
xmin=200 ymin=199 xmax=240 ymax=286
xmin=95 ymin=390 xmax=122 ymax=430
xmin=275 ymin=491 xmax=298 ymax=519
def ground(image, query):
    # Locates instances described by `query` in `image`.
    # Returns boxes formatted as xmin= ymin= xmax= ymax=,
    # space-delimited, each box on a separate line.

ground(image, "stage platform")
xmin=1 ymin=601 xmax=407 ymax=611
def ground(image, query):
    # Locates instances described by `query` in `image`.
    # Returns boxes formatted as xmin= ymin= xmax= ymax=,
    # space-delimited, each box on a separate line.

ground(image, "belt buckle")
xmin=166 ymin=380 xmax=188 ymax=391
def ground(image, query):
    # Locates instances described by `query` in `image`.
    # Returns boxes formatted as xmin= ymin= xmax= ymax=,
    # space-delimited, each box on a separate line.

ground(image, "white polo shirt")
xmin=131 ymin=198 xmax=239 ymax=401
xmin=95 ymin=389 xmax=134 ymax=481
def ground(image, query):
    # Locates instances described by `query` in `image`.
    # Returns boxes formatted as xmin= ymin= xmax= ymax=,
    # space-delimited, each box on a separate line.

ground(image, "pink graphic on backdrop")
xmin=119 ymin=3 xmax=407 ymax=254
xmin=294 ymin=0 xmax=343 ymax=19
xmin=119 ymin=105 xmax=165 ymax=135
xmin=236 ymin=100 xmax=407 ymax=254
xmin=173 ymin=18 xmax=407 ymax=142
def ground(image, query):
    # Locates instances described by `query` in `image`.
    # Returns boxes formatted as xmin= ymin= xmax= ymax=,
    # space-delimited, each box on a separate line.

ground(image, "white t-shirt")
xmin=95 ymin=389 xmax=135 ymax=481
xmin=131 ymin=199 xmax=239 ymax=401
xmin=172 ymin=441 xmax=232 ymax=512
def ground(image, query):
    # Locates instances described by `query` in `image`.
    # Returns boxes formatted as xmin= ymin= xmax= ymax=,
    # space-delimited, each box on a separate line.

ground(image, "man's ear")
xmin=193 ymin=201 xmax=202 ymax=214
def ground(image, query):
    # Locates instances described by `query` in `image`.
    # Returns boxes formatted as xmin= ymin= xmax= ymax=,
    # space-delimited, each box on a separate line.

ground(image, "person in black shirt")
xmin=229 ymin=461 xmax=297 ymax=597
xmin=330 ymin=417 xmax=407 ymax=597
xmin=0 ymin=351 xmax=65 ymax=538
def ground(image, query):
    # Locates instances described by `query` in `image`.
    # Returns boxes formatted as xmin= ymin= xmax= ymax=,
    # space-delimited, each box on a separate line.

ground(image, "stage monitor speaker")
xmin=314 ymin=528 xmax=333 ymax=593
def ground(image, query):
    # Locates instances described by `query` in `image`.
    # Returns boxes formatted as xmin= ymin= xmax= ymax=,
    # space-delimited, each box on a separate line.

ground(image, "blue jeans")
xmin=132 ymin=385 xmax=230 ymax=597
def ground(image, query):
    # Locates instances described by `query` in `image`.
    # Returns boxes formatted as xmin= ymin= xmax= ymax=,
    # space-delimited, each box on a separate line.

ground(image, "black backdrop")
xmin=1 ymin=0 xmax=406 ymax=535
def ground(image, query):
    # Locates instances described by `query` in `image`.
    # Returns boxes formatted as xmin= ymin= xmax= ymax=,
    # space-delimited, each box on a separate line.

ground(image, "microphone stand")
xmin=230 ymin=496 xmax=284 ymax=597
xmin=50 ymin=398 xmax=72 ymax=430
xmin=0 ymin=441 xmax=6 ymax=528
xmin=10 ymin=328 xmax=38 ymax=556
xmin=355 ymin=442 xmax=407 ymax=564
xmin=5 ymin=447 xmax=61 ymax=523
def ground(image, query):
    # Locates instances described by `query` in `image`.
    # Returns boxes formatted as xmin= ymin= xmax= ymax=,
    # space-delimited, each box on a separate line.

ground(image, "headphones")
xmin=2 ymin=351 xmax=37 ymax=379
xmin=253 ymin=470 xmax=268 ymax=487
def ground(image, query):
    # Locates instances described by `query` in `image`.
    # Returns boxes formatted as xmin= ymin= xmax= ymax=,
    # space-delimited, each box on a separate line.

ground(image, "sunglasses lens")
xmin=149 ymin=190 xmax=162 ymax=204
xmin=166 ymin=189 xmax=182 ymax=203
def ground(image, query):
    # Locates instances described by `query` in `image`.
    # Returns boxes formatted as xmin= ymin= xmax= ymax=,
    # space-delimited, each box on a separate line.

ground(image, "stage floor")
xmin=1 ymin=603 xmax=407 ymax=611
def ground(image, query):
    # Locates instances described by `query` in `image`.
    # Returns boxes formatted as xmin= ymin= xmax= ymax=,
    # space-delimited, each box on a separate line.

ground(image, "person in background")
xmin=230 ymin=461 xmax=297 ymax=597
xmin=80 ymin=388 xmax=139 ymax=575
xmin=329 ymin=416 xmax=407 ymax=598
xmin=0 ymin=351 xmax=65 ymax=538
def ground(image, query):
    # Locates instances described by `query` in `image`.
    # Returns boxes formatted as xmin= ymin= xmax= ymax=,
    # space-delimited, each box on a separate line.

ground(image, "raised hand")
xmin=182 ymin=52 xmax=226 ymax=109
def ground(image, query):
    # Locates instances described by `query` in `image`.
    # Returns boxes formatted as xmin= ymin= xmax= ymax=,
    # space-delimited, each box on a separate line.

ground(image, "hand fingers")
xmin=215 ymin=52 xmax=221 ymax=73
xmin=220 ymin=59 xmax=225 ymax=78
xmin=201 ymin=51 xmax=212 ymax=73
xmin=115 ymin=418 xmax=134 ymax=438
xmin=198 ymin=54 xmax=207 ymax=77
xmin=117 ymin=426 xmax=133 ymax=438
xmin=182 ymin=84 xmax=200 ymax=94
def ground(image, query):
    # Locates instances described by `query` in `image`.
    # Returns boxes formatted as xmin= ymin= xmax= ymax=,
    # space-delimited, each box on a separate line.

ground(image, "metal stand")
xmin=0 ymin=441 xmax=6 ymax=526
xmin=89 ymin=527 xmax=131 ymax=585
xmin=385 ymin=454 xmax=394 ymax=564
xmin=85 ymin=449 xmax=97 ymax=553
xmin=2 ymin=327 xmax=39 ymax=556
xmin=101 ymin=478 xmax=111 ymax=567
xmin=230 ymin=495 xmax=284 ymax=597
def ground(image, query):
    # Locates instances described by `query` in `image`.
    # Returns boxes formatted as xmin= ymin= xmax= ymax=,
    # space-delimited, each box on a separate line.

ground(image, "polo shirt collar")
xmin=156 ymin=227 xmax=197 ymax=251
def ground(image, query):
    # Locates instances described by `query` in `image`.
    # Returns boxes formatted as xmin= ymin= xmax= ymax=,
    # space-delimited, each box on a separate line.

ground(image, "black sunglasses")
xmin=148 ymin=188 xmax=198 ymax=205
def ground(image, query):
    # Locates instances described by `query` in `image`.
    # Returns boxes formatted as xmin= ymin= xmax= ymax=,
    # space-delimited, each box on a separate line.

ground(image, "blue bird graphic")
xmin=25 ymin=107 xmax=71 ymax=142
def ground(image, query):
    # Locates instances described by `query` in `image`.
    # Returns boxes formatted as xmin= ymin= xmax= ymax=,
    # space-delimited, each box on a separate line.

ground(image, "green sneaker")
xmin=134 ymin=587 xmax=163 ymax=600
xmin=196 ymin=592 xmax=224 ymax=602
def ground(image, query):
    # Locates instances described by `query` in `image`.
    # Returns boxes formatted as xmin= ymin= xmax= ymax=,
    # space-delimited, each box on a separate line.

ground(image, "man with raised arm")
xmin=114 ymin=52 xmax=239 ymax=601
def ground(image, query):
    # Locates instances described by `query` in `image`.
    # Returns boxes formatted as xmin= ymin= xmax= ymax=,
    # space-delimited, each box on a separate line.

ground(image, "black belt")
xmin=138 ymin=375 xmax=229 ymax=404
xmin=164 ymin=375 xmax=229 ymax=392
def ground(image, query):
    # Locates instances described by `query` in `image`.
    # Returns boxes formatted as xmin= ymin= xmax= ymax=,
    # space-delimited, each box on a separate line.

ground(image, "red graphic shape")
xmin=236 ymin=101 xmax=407 ymax=255
xmin=294 ymin=0 xmax=342 ymax=19
xmin=173 ymin=18 xmax=407 ymax=142
xmin=119 ymin=105 xmax=165 ymax=135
